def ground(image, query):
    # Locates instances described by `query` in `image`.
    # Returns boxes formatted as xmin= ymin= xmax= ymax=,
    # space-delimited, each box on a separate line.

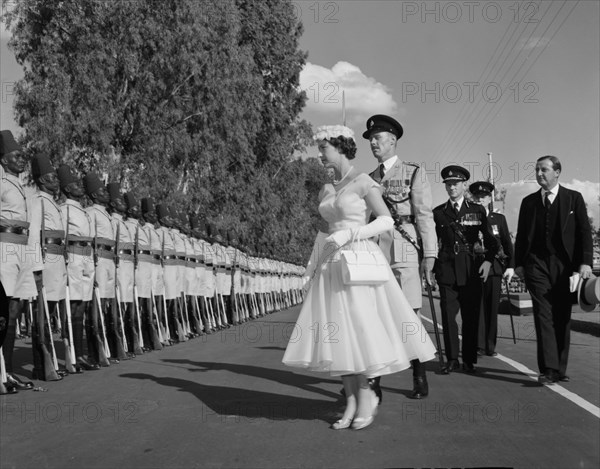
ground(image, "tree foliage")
xmin=2 ymin=0 xmax=327 ymax=264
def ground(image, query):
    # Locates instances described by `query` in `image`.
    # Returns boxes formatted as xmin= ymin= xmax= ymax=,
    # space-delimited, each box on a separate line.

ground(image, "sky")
xmin=295 ymin=0 xmax=600 ymax=232
xmin=1 ymin=0 xmax=599 ymax=233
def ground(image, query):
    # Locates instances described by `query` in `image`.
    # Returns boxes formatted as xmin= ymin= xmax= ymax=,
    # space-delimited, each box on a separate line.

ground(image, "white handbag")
xmin=340 ymin=242 xmax=390 ymax=286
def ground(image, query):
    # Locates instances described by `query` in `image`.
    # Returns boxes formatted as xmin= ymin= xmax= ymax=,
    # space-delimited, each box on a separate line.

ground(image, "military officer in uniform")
xmin=469 ymin=181 xmax=514 ymax=357
xmin=0 ymin=130 xmax=35 ymax=391
xmin=433 ymin=166 xmax=499 ymax=374
xmin=363 ymin=115 xmax=437 ymax=401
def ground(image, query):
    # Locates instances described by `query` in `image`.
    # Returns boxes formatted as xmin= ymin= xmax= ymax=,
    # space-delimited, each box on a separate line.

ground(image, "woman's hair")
xmin=313 ymin=125 xmax=357 ymax=159
xmin=327 ymin=135 xmax=357 ymax=160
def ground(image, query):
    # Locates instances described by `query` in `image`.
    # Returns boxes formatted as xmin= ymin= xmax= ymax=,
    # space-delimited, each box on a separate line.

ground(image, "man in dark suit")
xmin=433 ymin=166 xmax=499 ymax=374
xmin=514 ymin=155 xmax=593 ymax=384
xmin=470 ymin=181 xmax=514 ymax=357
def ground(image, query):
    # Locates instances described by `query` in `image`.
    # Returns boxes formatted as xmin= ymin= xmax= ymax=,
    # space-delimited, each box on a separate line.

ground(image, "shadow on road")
xmin=120 ymin=372 xmax=340 ymax=423
xmin=161 ymin=359 xmax=342 ymax=400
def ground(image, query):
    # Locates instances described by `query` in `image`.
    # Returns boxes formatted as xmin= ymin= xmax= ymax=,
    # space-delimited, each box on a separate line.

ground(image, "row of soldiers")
xmin=0 ymin=130 xmax=304 ymax=394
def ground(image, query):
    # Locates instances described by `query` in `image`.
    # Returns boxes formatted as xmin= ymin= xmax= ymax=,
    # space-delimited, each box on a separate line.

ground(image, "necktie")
xmin=378 ymin=163 xmax=385 ymax=180
xmin=544 ymin=191 xmax=552 ymax=208
xmin=453 ymin=202 xmax=459 ymax=215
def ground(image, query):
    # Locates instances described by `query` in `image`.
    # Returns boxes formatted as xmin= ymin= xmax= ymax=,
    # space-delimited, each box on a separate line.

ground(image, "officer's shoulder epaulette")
xmin=403 ymin=161 xmax=421 ymax=168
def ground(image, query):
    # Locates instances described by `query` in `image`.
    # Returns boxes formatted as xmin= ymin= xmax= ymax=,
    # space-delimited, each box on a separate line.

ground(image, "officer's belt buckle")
xmin=453 ymin=242 xmax=460 ymax=255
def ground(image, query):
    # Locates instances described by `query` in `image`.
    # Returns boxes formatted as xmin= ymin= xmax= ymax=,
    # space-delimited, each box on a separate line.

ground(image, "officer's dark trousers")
xmin=524 ymin=252 xmax=571 ymax=375
xmin=478 ymin=275 xmax=501 ymax=353
xmin=439 ymin=275 xmax=481 ymax=365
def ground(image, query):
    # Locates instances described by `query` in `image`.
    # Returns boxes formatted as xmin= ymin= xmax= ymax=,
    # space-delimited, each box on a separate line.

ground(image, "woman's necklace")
xmin=332 ymin=166 xmax=354 ymax=186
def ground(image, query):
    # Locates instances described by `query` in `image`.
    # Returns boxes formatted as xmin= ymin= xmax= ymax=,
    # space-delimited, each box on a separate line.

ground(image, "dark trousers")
xmin=439 ymin=275 xmax=482 ymax=365
xmin=478 ymin=275 xmax=501 ymax=353
xmin=524 ymin=253 xmax=572 ymax=375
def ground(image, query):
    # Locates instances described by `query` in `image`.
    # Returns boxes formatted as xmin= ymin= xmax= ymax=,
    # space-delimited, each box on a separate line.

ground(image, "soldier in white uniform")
xmin=141 ymin=198 xmax=167 ymax=347
xmin=0 ymin=130 xmax=35 ymax=391
xmin=84 ymin=172 xmax=116 ymax=365
xmin=28 ymin=154 xmax=67 ymax=381
xmin=364 ymin=115 xmax=438 ymax=401
xmin=125 ymin=192 xmax=161 ymax=351
xmin=59 ymin=164 xmax=97 ymax=372
xmin=108 ymin=182 xmax=140 ymax=356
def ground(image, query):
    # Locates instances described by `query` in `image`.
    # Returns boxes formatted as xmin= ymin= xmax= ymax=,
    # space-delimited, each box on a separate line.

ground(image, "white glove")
xmin=325 ymin=216 xmax=394 ymax=248
xmin=502 ymin=268 xmax=515 ymax=283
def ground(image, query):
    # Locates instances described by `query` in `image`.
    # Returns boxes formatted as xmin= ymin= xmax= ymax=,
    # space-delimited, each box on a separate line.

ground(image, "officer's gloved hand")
xmin=502 ymin=268 xmax=515 ymax=283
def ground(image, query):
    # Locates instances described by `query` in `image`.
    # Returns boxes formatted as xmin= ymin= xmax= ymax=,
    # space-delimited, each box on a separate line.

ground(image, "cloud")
xmin=497 ymin=179 xmax=600 ymax=233
xmin=299 ymin=61 xmax=398 ymax=126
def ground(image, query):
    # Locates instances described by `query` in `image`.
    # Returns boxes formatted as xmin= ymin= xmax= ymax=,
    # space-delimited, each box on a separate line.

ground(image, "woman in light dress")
xmin=282 ymin=125 xmax=436 ymax=430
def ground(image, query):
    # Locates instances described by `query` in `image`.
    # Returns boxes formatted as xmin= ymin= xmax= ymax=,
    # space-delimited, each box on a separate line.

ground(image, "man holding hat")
xmin=514 ymin=155 xmax=593 ymax=384
xmin=0 ymin=130 xmax=35 ymax=390
xmin=363 ymin=115 xmax=437 ymax=400
xmin=469 ymin=181 xmax=514 ymax=357
xmin=59 ymin=164 xmax=97 ymax=372
xmin=85 ymin=171 xmax=117 ymax=365
xmin=27 ymin=154 xmax=68 ymax=381
xmin=433 ymin=165 xmax=498 ymax=374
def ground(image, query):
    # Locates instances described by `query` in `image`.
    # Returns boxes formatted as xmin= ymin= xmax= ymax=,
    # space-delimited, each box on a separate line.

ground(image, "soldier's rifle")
xmin=63 ymin=206 xmax=77 ymax=368
xmin=160 ymin=230 xmax=171 ymax=341
xmin=114 ymin=221 xmax=128 ymax=352
xmin=92 ymin=221 xmax=111 ymax=359
xmin=133 ymin=223 xmax=144 ymax=349
xmin=40 ymin=200 xmax=59 ymax=372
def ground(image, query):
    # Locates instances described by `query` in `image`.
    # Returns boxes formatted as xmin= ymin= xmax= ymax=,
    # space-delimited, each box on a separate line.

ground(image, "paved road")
xmin=1 ymin=298 xmax=599 ymax=469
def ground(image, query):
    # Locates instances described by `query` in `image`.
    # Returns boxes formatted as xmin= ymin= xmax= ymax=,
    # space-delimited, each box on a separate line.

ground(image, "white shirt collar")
xmin=381 ymin=155 xmax=398 ymax=172
xmin=541 ymin=184 xmax=559 ymax=202
xmin=450 ymin=196 xmax=465 ymax=210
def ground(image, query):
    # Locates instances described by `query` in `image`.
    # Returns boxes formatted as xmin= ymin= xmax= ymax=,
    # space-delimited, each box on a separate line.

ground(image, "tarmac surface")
xmin=1 ymin=297 xmax=599 ymax=469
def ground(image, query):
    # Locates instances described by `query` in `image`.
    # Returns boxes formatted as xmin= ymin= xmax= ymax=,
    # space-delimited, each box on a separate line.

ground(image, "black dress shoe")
xmin=462 ymin=363 xmax=477 ymax=374
xmin=0 ymin=382 xmax=18 ymax=394
xmin=485 ymin=351 xmax=498 ymax=357
xmin=57 ymin=369 xmax=69 ymax=377
xmin=409 ymin=376 xmax=429 ymax=399
xmin=441 ymin=359 xmax=460 ymax=374
xmin=559 ymin=375 xmax=570 ymax=382
xmin=476 ymin=349 xmax=484 ymax=357
xmin=77 ymin=358 xmax=101 ymax=371
xmin=368 ymin=378 xmax=382 ymax=405
xmin=538 ymin=369 xmax=559 ymax=384
xmin=6 ymin=373 xmax=34 ymax=390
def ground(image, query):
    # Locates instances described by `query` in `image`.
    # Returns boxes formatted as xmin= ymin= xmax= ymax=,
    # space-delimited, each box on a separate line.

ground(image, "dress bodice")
xmin=319 ymin=173 xmax=380 ymax=233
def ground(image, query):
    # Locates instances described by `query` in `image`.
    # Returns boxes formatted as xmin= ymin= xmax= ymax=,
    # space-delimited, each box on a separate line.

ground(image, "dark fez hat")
xmin=0 ymin=130 xmax=22 ymax=157
xmin=107 ymin=182 xmax=122 ymax=201
xmin=124 ymin=192 xmax=138 ymax=210
xmin=83 ymin=172 xmax=105 ymax=195
xmin=156 ymin=203 xmax=169 ymax=220
xmin=441 ymin=165 xmax=470 ymax=183
xmin=57 ymin=164 xmax=78 ymax=189
xmin=31 ymin=154 xmax=54 ymax=179
xmin=141 ymin=197 xmax=155 ymax=214
xmin=469 ymin=181 xmax=494 ymax=196
xmin=362 ymin=115 xmax=404 ymax=140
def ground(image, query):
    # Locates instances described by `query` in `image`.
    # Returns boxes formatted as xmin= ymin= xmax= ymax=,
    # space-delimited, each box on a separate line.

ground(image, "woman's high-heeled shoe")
xmin=351 ymin=390 xmax=379 ymax=430
xmin=331 ymin=416 xmax=353 ymax=430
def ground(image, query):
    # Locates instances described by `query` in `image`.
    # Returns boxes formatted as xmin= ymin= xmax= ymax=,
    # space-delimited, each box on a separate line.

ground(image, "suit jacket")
xmin=369 ymin=159 xmax=437 ymax=266
xmin=515 ymin=185 xmax=593 ymax=271
xmin=433 ymin=199 xmax=499 ymax=286
xmin=487 ymin=211 xmax=514 ymax=276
